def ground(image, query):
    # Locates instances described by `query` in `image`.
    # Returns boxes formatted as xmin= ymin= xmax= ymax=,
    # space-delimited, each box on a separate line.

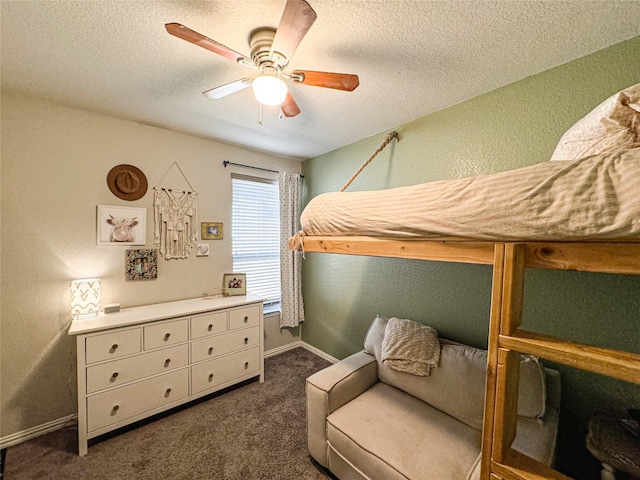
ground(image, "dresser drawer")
xmin=86 ymin=344 xmax=189 ymax=394
xmin=229 ymin=305 xmax=260 ymax=330
xmin=191 ymin=311 xmax=227 ymax=339
xmin=191 ymin=347 xmax=260 ymax=395
xmin=85 ymin=329 xmax=141 ymax=364
xmin=191 ymin=326 xmax=260 ymax=363
xmin=87 ymin=368 xmax=189 ymax=432
xmin=143 ymin=318 xmax=188 ymax=350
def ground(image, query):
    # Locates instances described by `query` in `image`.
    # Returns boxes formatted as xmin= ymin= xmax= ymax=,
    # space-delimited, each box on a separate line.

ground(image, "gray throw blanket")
xmin=381 ymin=317 xmax=440 ymax=376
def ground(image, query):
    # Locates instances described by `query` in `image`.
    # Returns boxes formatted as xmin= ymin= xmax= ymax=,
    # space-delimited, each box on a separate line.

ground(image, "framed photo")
xmin=201 ymin=222 xmax=223 ymax=240
xmin=125 ymin=249 xmax=158 ymax=281
xmin=223 ymin=273 xmax=246 ymax=296
xmin=97 ymin=205 xmax=146 ymax=246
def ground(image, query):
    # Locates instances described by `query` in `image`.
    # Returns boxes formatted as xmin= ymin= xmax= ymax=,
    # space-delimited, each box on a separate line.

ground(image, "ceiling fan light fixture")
xmin=252 ymin=71 xmax=288 ymax=106
xmin=166 ymin=0 xmax=358 ymax=118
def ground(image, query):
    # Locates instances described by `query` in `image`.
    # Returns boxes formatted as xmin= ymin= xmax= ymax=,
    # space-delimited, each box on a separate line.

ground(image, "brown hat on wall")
xmin=107 ymin=164 xmax=148 ymax=201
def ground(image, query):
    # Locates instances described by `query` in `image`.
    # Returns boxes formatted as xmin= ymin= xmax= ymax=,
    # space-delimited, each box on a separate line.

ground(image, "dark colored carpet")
xmin=4 ymin=348 xmax=335 ymax=480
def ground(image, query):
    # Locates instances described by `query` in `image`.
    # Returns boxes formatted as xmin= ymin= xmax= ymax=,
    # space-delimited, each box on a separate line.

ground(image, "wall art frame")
xmin=201 ymin=222 xmax=223 ymax=240
xmin=196 ymin=244 xmax=210 ymax=257
xmin=223 ymin=273 xmax=246 ymax=296
xmin=125 ymin=249 xmax=158 ymax=281
xmin=97 ymin=205 xmax=146 ymax=246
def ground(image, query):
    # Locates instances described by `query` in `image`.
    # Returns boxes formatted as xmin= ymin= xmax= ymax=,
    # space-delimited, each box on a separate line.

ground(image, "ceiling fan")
xmin=165 ymin=0 xmax=359 ymax=118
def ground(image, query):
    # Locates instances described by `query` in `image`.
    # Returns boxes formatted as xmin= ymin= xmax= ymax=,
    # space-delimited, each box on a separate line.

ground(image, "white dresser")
xmin=68 ymin=294 xmax=264 ymax=455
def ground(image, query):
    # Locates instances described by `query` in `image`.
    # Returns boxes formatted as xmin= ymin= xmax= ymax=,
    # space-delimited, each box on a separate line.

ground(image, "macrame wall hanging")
xmin=153 ymin=162 xmax=198 ymax=260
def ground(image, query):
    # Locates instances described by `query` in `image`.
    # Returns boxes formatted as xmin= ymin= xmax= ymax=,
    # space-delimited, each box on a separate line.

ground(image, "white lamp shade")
xmin=252 ymin=74 xmax=288 ymax=106
xmin=70 ymin=279 xmax=101 ymax=319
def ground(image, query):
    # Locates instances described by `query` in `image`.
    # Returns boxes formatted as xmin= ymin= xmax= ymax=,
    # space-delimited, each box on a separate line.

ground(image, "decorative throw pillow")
xmin=550 ymin=83 xmax=640 ymax=161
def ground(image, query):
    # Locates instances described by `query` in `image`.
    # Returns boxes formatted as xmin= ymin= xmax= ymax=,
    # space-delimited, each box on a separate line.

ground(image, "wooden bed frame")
xmin=291 ymin=235 xmax=640 ymax=480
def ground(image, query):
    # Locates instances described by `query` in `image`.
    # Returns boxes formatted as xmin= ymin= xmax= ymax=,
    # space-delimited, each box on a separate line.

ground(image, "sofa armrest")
xmin=306 ymin=351 xmax=378 ymax=467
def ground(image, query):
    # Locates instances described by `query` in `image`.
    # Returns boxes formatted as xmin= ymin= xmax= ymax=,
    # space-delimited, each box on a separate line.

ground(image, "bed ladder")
xmin=480 ymin=243 xmax=640 ymax=480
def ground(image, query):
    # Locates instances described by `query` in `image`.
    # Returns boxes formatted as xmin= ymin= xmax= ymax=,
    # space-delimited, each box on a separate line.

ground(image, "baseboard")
xmin=0 ymin=414 xmax=77 ymax=450
xmin=300 ymin=342 xmax=339 ymax=364
xmin=264 ymin=341 xmax=304 ymax=358
xmin=264 ymin=341 xmax=338 ymax=364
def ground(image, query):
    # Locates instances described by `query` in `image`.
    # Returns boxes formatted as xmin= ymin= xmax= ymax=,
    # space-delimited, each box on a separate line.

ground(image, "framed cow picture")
xmin=97 ymin=205 xmax=146 ymax=246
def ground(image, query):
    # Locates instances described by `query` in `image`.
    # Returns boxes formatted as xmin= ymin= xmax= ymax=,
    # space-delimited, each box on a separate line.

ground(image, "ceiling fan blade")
xmin=165 ymin=23 xmax=250 ymax=63
xmin=270 ymin=0 xmax=317 ymax=63
xmin=281 ymin=92 xmax=301 ymax=117
xmin=202 ymin=78 xmax=253 ymax=99
xmin=292 ymin=70 xmax=359 ymax=91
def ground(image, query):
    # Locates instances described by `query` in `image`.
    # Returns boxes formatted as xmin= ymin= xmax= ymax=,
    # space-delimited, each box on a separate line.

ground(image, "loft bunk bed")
xmin=290 ymin=236 xmax=640 ymax=479
xmin=291 ymin=85 xmax=640 ymax=480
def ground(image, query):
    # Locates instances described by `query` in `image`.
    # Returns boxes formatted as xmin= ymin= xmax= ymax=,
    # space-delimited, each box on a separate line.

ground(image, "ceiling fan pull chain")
xmin=258 ymin=103 xmax=264 ymax=126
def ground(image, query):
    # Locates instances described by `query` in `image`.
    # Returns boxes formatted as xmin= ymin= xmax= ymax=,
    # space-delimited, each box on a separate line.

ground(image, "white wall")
xmin=0 ymin=92 xmax=302 ymax=440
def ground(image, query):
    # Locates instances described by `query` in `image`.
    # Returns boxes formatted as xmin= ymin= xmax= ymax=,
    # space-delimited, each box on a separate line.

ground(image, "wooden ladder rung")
xmin=492 ymin=449 xmax=573 ymax=480
xmin=499 ymin=330 xmax=640 ymax=385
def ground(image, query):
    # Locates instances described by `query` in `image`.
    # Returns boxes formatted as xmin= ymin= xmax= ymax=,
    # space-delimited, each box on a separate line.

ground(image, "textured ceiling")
xmin=2 ymin=1 xmax=640 ymax=160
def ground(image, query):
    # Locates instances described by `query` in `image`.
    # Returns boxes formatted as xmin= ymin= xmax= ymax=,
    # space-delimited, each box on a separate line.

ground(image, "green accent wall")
xmin=300 ymin=36 xmax=640 ymax=479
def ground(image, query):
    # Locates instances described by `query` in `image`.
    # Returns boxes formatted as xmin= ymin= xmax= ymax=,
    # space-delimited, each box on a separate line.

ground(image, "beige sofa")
xmin=306 ymin=316 xmax=561 ymax=480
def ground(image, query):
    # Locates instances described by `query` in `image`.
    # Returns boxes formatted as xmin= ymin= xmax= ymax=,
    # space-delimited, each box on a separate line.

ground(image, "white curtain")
xmin=279 ymin=172 xmax=305 ymax=328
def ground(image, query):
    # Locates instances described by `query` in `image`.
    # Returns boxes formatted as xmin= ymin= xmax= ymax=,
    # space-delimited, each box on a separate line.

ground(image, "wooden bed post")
xmin=481 ymin=243 xmax=526 ymax=480
xmin=480 ymin=243 xmax=506 ymax=480
xmin=494 ymin=243 xmax=526 ymax=461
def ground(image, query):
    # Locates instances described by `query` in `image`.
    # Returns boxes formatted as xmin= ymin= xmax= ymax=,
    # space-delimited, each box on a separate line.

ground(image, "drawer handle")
xmin=164 ymin=358 xmax=171 ymax=366
xmin=207 ymin=324 xmax=213 ymax=331
xmin=112 ymin=405 xmax=119 ymax=412
xmin=165 ymin=388 xmax=172 ymax=396
xmin=164 ymin=333 xmax=171 ymax=341
xmin=244 ymin=362 xmax=249 ymax=369
xmin=244 ymin=316 xmax=249 ymax=323
xmin=110 ymin=344 xmax=118 ymax=352
xmin=208 ymin=373 xmax=214 ymax=381
xmin=208 ymin=347 xmax=214 ymax=355
xmin=111 ymin=372 xmax=119 ymax=379
xmin=244 ymin=337 xmax=249 ymax=345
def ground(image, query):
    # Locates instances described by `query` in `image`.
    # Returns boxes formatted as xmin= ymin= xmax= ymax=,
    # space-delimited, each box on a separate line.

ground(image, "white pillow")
xmin=550 ymin=83 xmax=640 ymax=161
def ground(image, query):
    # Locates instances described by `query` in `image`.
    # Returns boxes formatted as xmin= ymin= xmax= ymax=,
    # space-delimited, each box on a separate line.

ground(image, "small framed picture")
xmin=223 ymin=273 xmax=246 ymax=296
xmin=196 ymin=244 xmax=209 ymax=257
xmin=201 ymin=222 xmax=223 ymax=240
xmin=125 ymin=249 xmax=158 ymax=281
xmin=97 ymin=205 xmax=146 ymax=246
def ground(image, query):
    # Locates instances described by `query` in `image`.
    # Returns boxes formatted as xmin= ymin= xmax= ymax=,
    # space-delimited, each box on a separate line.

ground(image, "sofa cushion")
xmin=327 ymin=382 xmax=482 ymax=480
xmin=364 ymin=316 xmax=547 ymax=430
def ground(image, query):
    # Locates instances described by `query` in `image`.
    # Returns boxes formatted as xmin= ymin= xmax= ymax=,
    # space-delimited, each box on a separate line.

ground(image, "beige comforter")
xmin=299 ymin=148 xmax=640 ymax=241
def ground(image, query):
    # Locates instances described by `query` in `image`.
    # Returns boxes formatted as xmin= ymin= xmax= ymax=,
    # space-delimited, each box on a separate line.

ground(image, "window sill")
xmin=263 ymin=303 xmax=281 ymax=316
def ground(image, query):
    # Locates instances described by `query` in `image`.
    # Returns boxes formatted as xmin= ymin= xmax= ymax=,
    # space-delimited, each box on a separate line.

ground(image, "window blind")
xmin=231 ymin=174 xmax=281 ymax=306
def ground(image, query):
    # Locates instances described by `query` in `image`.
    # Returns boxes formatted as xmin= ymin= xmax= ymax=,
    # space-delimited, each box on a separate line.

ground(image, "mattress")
xmin=299 ymin=148 xmax=640 ymax=242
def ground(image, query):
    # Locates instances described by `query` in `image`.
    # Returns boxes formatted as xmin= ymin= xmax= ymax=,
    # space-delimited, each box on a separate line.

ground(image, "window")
xmin=231 ymin=174 xmax=280 ymax=306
